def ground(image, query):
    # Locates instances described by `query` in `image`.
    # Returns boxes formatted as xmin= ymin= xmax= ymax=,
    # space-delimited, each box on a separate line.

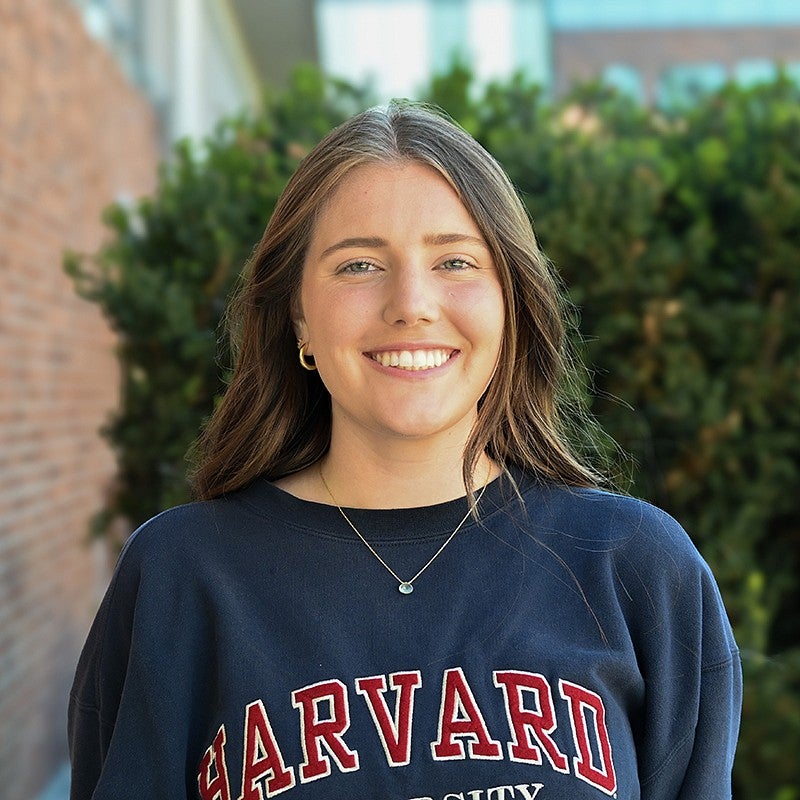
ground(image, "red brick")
xmin=0 ymin=2 xmax=159 ymax=797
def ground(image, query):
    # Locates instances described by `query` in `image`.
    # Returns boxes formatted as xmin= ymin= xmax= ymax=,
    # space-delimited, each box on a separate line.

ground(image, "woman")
xmin=69 ymin=103 xmax=741 ymax=799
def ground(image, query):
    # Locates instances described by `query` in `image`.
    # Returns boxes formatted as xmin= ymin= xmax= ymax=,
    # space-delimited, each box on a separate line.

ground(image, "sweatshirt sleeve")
xmin=68 ymin=537 xmax=138 ymax=799
xmin=638 ymin=646 xmax=741 ymax=798
xmin=672 ymin=653 xmax=742 ymax=799
xmin=68 ymin=513 xmax=200 ymax=799
xmin=629 ymin=509 xmax=742 ymax=800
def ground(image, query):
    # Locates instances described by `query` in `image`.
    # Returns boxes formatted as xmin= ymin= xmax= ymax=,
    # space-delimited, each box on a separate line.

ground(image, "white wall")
xmin=316 ymin=0 xmax=550 ymax=100
xmin=73 ymin=0 xmax=262 ymax=145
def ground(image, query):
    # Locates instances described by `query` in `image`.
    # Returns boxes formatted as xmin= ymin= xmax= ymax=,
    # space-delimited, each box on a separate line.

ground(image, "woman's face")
xmin=295 ymin=161 xmax=505 ymax=450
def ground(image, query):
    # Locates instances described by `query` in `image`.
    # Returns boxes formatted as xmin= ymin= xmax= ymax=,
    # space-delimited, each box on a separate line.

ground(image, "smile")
xmin=369 ymin=349 xmax=455 ymax=371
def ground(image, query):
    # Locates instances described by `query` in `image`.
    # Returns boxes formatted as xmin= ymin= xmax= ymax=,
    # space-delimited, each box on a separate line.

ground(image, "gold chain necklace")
xmin=318 ymin=466 xmax=489 ymax=595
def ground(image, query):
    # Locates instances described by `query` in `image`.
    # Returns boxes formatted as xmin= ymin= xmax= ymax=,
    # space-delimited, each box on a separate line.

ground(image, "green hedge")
xmin=66 ymin=65 xmax=800 ymax=798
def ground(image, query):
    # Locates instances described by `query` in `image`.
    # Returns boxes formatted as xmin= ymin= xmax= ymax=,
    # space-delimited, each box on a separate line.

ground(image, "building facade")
xmin=551 ymin=0 xmax=800 ymax=104
xmin=1 ymin=4 xmax=160 ymax=799
xmin=314 ymin=0 xmax=800 ymax=104
xmin=69 ymin=0 xmax=261 ymax=144
xmin=317 ymin=0 xmax=551 ymax=98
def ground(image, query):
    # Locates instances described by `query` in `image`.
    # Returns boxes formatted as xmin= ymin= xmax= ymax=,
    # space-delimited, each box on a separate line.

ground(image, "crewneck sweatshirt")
xmin=69 ymin=468 xmax=741 ymax=799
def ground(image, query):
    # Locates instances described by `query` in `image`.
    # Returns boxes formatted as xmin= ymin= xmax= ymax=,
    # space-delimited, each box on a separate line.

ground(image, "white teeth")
xmin=372 ymin=349 xmax=452 ymax=370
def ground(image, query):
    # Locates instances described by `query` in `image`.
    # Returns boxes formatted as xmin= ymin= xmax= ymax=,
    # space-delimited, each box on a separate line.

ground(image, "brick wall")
xmin=553 ymin=25 xmax=800 ymax=100
xmin=0 ymin=2 xmax=159 ymax=798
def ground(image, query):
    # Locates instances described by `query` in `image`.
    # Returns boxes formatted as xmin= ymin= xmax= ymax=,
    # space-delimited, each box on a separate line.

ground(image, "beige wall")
xmin=0 ymin=2 xmax=159 ymax=798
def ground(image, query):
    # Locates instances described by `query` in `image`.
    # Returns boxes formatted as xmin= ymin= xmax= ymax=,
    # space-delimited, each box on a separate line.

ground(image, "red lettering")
xmin=355 ymin=671 xmax=422 ymax=766
xmin=239 ymin=700 xmax=295 ymax=799
xmin=559 ymin=680 xmax=617 ymax=795
xmin=493 ymin=671 xmax=569 ymax=772
xmin=431 ymin=667 xmax=502 ymax=760
xmin=291 ymin=679 xmax=360 ymax=782
xmin=198 ymin=725 xmax=231 ymax=800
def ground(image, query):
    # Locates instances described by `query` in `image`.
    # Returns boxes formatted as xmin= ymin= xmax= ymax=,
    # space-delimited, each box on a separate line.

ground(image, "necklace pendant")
xmin=398 ymin=582 xmax=414 ymax=595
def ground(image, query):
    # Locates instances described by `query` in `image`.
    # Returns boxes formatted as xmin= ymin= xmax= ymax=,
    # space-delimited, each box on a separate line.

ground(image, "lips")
xmin=369 ymin=349 xmax=455 ymax=371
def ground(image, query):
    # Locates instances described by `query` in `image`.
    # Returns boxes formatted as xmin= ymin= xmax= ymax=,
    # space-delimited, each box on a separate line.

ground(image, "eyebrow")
xmin=320 ymin=237 xmax=387 ymax=258
xmin=320 ymin=233 xmax=488 ymax=258
xmin=423 ymin=232 xmax=488 ymax=248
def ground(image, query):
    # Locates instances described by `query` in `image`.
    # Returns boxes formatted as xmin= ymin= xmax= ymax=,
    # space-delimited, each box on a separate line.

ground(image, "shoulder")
xmin=87 ymin=485 xmax=283 ymax=648
xmin=518 ymin=480 xmax=700 ymax=566
xmin=512 ymin=479 xmax=731 ymax=619
xmin=112 ymin=476 xmax=325 ymax=590
xmin=110 ymin=483 xmax=270 ymax=586
xmin=115 ymin=499 xmax=222 ymax=572
xmin=528 ymin=482 xmax=738 ymax=660
xmin=120 ymin=475 xmax=294 ymax=553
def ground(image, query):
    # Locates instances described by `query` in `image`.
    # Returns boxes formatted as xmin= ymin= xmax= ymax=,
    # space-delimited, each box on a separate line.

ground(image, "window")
xmin=657 ymin=62 xmax=727 ymax=110
xmin=602 ymin=64 xmax=644 ymax=102
xmin=734 ymin=59 xmax=778 ymax=87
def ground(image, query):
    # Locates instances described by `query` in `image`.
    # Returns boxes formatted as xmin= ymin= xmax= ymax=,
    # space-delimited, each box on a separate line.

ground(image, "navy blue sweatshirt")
xmin=69 ymin=469 xmax=741 ymax=799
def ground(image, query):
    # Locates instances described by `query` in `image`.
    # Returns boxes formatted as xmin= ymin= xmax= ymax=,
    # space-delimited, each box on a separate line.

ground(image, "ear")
xmin=294 ymin=322 xmax=310 ymax=350
xmin=291 ymin=300 xmax=309 ymax=349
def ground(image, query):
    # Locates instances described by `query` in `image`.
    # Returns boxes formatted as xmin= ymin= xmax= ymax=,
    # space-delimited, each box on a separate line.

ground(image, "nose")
xmin=381 ymin=264 xmax=440 ymax=326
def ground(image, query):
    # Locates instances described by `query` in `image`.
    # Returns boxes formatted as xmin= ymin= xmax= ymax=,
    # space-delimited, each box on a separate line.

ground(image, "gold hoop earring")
xmin=297 ymin=340 xmax=317 ymax=371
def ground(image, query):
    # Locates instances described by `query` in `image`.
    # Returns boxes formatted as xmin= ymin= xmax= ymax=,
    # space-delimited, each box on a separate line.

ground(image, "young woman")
xmin=69 ymin=103 xmax=741 ymax=799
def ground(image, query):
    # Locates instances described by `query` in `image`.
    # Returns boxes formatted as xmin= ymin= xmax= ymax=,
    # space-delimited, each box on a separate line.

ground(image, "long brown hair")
xmin=190 ymin=101 xmax=609 ymax=500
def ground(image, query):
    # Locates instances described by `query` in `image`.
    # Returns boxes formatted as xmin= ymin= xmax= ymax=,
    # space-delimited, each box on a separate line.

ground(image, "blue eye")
xmin=340 ymin=260 xmax=378 ymax=274
xmin=440 ymin=258 xmax=476 ymax=271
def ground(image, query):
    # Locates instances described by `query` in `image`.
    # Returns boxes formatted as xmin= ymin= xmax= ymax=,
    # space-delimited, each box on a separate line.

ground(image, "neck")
xmin=319 ymin=428 xmax=496 ymax=509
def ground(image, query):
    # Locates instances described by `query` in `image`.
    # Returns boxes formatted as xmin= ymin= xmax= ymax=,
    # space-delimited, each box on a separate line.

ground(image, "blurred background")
xmin=2 ymin=1 xmax=799 ymax=799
